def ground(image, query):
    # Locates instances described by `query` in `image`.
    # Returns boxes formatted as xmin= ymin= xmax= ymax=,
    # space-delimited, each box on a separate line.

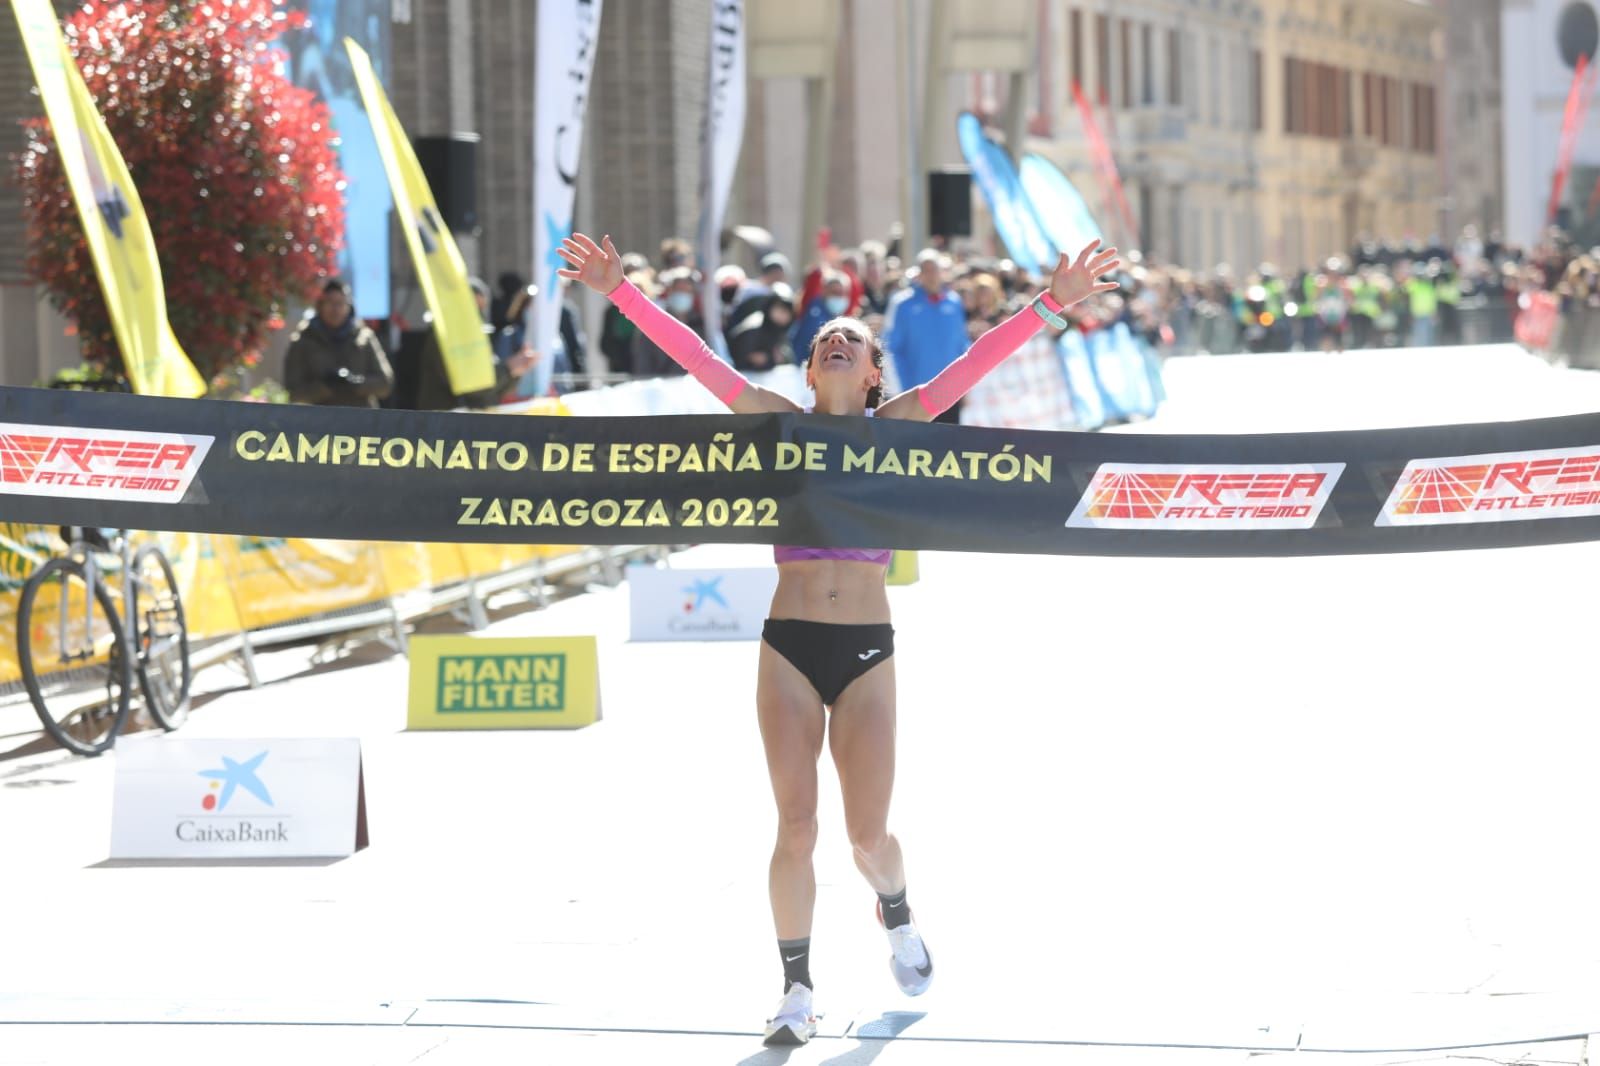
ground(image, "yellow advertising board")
xmin=214 ymin=537 xmax=387 ymax=631
xmin=406 ymin=634 xmax=600 ymax=730
xmin=887 ymin=550 xmax=919 ymax=586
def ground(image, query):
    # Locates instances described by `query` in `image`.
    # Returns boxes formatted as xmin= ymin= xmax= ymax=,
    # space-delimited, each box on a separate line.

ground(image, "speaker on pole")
xmin=927 ymin=167 xmax=972 ymax=239
xmin=415 ymin=132 xmax=480 ymax=233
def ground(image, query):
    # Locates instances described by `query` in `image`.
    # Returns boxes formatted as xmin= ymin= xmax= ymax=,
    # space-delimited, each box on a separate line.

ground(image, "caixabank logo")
xmin=178 ymin=750 xmax=286 ymax=844
xmin=0 ymin=422 xmax=212 ymax=502
xmin=437 ymin=653 xmax=566 ymax=712
xmin=1378 ymin=446 xmax=1600 ymax=525
xmin=1066 ymin=463 xmax=1345 ymax=530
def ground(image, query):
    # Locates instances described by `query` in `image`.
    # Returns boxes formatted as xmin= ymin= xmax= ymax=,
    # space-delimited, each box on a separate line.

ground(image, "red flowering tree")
xmin=15 ymin=0 xmax=345 ymax=388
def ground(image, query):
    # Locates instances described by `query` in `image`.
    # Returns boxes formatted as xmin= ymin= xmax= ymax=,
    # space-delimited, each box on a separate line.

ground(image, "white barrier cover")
xmin=110 ymin=736 xmax=364 ymax=859
xmin=627 ymin=563 xmax=777 ymax=641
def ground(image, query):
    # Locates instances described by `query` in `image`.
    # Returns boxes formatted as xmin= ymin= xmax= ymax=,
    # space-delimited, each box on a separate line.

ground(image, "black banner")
xmin=5 ymin=386 xmax=1600 ymax=557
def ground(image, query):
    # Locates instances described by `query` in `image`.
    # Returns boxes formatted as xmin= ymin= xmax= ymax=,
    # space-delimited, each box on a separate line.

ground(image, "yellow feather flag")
xmin=10 ymin=0 xmax=206 ymax=398
xmin=345 ymin=39 xmax=496 ymax=397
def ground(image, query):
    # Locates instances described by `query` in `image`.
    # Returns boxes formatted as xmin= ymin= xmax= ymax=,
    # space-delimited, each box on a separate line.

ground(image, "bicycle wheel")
xmin=131 ymin=545 xmax=191 ymax=730
xmin=17 ymin=557 xmax=133 ymax=755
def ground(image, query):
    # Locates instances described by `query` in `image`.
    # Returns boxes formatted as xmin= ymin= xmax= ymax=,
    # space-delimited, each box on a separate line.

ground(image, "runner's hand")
xmin=1050 ymin=242 xmax=1121 ymax=308
xmin=556 ymin=233 xmax=625 ymax=296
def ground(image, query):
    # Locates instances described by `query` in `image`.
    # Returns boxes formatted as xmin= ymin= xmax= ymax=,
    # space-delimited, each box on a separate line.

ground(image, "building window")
xmin=1069 ymin=8 xmax=1084 ymax=94
xmin=1120 ymin=19 xmax=1133 ymax=108
xmin=1168 ymin=27 xmax=1182 ymax=106
xmin=1208 ymin=33 xmax=1221 ymax=125
xmin=1141 ymin=22 xmax=1154 ymax=105
xmin=1339 ymin=69 xmax=1352 ymax=137
xmin=1095 ymin=13 xmax=1111 ymax=103
xmin=1284 ymin=56 xmax=1296 ymax=134
xmin=1251 ymin=48 xmax=1262 ymax=130
xmin=1363 ymin=71 xmax=1374 ymax=138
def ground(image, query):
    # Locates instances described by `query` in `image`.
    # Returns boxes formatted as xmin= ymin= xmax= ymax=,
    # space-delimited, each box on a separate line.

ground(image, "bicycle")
xmin=15 ymin=527 xmax=192 ymax=755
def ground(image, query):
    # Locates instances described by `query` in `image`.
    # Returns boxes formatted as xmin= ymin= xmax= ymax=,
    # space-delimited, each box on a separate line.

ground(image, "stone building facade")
xmin=0 ymin=0 xmax=1498 ymax=385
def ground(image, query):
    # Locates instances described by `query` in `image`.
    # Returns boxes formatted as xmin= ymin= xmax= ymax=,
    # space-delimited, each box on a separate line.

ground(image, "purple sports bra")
xmin=774 ymin=407 xmax=892 ymax=567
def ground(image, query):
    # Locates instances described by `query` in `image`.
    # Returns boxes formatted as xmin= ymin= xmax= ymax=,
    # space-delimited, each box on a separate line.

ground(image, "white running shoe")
xmin=762 ymin=982 xmax=818 ymax=1047
xmin=878 ymin=902 xmax=934 ymax=996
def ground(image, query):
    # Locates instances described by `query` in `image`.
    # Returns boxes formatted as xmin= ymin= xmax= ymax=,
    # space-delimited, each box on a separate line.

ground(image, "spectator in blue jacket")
xmin=789 ymin=270 xmax=853 ymax=359
xmin=883 ymin=250 xmax=970 ymax=423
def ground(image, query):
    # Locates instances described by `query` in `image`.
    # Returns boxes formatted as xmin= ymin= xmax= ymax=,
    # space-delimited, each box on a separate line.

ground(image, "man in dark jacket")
xmin=285 ymin=279 xmax=394 ymax=407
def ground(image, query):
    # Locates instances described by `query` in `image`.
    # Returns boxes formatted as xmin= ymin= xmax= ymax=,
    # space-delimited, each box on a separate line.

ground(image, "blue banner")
xmin=1019 ymin=154 xmax=1103 ymax=257
xmin=1056 ymin=329 xmax=1106 ymax=430
xmin=955 ymin=113 xmax=1053 ymax=275
xmin=285 ymin=0 xmax=393 ymax=318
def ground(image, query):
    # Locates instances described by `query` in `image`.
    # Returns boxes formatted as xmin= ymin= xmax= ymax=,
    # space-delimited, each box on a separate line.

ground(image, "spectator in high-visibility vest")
xmin=1435 ymin=262 xmax=1462 ymax=345
xmin=1349 ymin=268 xmax=1382 ymax=349
xmin=1404 ymin=262 xmax=1440 ymax=348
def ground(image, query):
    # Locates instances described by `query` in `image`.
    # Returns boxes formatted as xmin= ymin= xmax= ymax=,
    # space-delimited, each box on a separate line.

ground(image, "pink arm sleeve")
xmin=917 ymin=292 xmax=1065 ymax=417
xmin=606 ymin=279 xmax=748 ymax=406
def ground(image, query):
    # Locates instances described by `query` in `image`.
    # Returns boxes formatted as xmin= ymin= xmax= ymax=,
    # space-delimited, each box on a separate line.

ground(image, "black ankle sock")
xmin=778 ymin=937 xmax=812 ymax=992
xmin=878 ymin=887 xmax=911 ymax=929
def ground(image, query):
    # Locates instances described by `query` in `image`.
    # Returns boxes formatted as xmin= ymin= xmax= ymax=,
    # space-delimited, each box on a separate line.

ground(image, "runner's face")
xmin=809 ymin=320 xmax=880 ymax=398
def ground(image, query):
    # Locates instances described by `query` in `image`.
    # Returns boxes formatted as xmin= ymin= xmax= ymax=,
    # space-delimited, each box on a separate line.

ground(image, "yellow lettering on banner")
xmin=804 ymin=442 xmax=827 ymax=471
xmin=358 ymin=437 xmax=380 ymax=467
xmin=571 ymin=443 xmax=594 ymax=473
xmin=418 ymin=439 xmax=444 ymax=468
xmin=481 ymin=499 xmax=507 ymax=525
xmin=382 ymin=437 xmax=413 ymax=467
xmin=844 ymin=445 xmax=874 ymax=472
xmin=935 ymin=452 xmax=963 ymax=478
xmin=458 ymin=497 xmax=482 ymax=525
xmin=236 ymin=430 xmax=266 ymax=460
xmin=776 ymin=443 xmax=802 ymax=471
xmin=330 ymin=436 xmax=357 ymax=463
xmin=646 ymin=500 xmax=671 ymax=526
xmin=442 ymin=658 xmax=475 ymax=684
xmin=544 ymin=442 xmax=570 ymax=471
xmin=536 ymin=500 xmax=560 ymax=526
xmin=876 ymin=449 xmax=905 ymax=476
xmin=735 ymin=444 xmax=762 ymax=472
xmin=609 ymin=444 xmax=631 ymax=473
xmin=447 ymin=442 xmax=472 ymax=470
xmin=299 ymin=435 xmax=330 ymax=463
xmin=267 ymin=434 xmax=293 ymax=462
xmin=906 ymin=449 xmax=933 ymax=478
xmin=510 ymin=498 xmax=532 ymax=525
xmin=679 ymin=445 xmax=704 ymax=473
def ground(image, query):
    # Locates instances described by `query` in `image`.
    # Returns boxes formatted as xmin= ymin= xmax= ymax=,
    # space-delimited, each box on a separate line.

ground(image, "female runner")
xmin=557 ymin=232 xmax=1119 ymax=1047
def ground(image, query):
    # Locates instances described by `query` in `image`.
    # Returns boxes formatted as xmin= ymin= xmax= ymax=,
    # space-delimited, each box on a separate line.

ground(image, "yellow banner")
xmin=345 ymin=38 xmax=495 ymax=396
xmin=10 ymin=0 xmax=205 ymax=398
xmin=213 ymin=537 xmax=387 ymax=632
xmin=406 ymin=635 xmax=601 ymax=730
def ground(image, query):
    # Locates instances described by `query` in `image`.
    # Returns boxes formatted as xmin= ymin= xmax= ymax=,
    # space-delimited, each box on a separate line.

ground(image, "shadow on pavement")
xmin=820 ymin=1012 xmax=926 ymax=1065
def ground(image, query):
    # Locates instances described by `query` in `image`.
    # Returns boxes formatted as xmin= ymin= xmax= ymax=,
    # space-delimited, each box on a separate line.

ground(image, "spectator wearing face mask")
xmin=788 ymin=270 xmax=852 ymax=359
xmin=631 ymin=266 xmax=708 ymax=377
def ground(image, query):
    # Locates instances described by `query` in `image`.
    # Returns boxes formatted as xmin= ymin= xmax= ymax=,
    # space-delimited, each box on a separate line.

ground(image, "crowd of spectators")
xmin=342 ymin=223 xmax=1590 ymax=412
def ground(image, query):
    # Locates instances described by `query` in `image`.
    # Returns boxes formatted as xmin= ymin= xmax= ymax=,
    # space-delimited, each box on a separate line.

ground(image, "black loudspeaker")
xmin=928 ymin=168 xmax=973 ymax=238
xmin=415 ymin=132 xmax=480 ymax=232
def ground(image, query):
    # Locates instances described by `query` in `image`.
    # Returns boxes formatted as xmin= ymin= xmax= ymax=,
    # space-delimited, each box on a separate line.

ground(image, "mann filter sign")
xmin=627 ymin=563 xmax=778 ymax=641
xmin=407 ymin=635 xmax=600 ymax=729
xmin=109 ymin=736 xmax=368 ymax=860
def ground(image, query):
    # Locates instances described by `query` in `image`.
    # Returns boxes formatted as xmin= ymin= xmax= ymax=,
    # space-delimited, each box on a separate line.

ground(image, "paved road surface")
xmin=3 ymin=344 xmax=1599 ymax=1064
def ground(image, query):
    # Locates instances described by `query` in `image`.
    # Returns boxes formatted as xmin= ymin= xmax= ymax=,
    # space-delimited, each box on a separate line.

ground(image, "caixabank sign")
xmin=109 ymin=736 xmax=368 ymax=859
xmin=406 ymin=635 xmax=600 ymax=729
xmin=626 ymin=563 xmax=778 ymax=642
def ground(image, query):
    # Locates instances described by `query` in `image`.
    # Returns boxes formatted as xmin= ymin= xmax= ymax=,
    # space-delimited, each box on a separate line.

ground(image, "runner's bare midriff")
xmin=770 ymin=559 xmax=891 ymax=624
